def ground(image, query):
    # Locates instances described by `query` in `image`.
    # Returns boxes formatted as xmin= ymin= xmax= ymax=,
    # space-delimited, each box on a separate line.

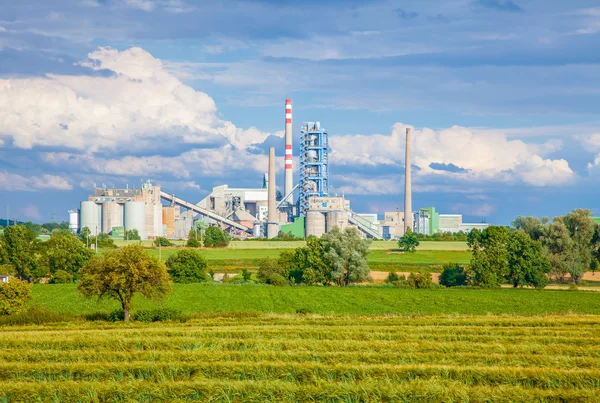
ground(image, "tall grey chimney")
xmin=404 ymin=128 xmax=413 ymax=233
xmin=267 ymin=147 xmax=278 ymax=239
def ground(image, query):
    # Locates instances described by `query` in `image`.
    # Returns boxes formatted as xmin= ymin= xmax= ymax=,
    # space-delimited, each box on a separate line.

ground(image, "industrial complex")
xmin=68 ymin=99 xmax=489 ymax=240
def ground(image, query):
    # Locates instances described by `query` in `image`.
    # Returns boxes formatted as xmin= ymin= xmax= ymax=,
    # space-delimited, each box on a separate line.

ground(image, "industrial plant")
xmin=68 ymin=99 xmax=489 ymax=240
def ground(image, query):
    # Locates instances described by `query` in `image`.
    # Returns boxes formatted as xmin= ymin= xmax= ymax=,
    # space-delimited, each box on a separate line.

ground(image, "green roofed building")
xmin=280 ymin=216 xmax=305 ymax=239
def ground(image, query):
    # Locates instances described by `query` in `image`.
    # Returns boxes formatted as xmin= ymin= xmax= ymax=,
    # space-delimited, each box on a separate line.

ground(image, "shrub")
xmin=108 ymin=309 xmax=125 ymax=322
xmin=384 ymin=271 xmax=408 ymax=286
xmin=204 ymin=226 xmax=230 ymax=248
xmin=257 ymin=258 xmax=289 ymax=286
xmin=50 ymin=269 xmax=74 ymax=284
xmin=154 ymin=237 xmax=174 ymax=247
xmin=296 ymin=308 xmax=312 ymax=315
xmin=439 ymin=264 xmax=468 ymax=287
xmin=186 ymin=237 xmax=201 ymax=248
xmin=166 ymin=249 xmax=209 ymax=283
xmin=408 ymin=271 xmax=433 ymax=289
xmin=241 ymin=269 xmax=252 ymax=282
xmin=133 ymin=308 xmax=185 ymax=322
xmin=0 ymin=278 xmax=32 ymax=316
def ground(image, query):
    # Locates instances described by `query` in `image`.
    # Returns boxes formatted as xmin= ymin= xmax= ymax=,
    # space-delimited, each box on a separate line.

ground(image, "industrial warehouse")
xmin=68 ymin=99 xmax=489 ymax=240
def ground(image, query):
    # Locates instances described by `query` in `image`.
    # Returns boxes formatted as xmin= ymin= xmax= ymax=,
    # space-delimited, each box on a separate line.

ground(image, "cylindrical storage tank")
xmin=305 ymin=211 xmax=326 ymax=238
xmin=327 ymin=211 xmax=348 ymax=232
xmin=102 ymin=202 xmax=122 ymax=235
xmin=253 ymin=223 xmax=262 ymax=238
xmin=68 ymin=209 xmax=80 ymax=234
xmin=125 ymin=202 xmax=146 ymax=240
xmin=80 ymin=201 xmax=100 ymax=236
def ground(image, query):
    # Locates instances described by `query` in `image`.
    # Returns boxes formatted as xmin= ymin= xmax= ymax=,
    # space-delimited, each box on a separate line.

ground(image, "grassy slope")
xmin=31 ymin=284 xmax=600 ymax=316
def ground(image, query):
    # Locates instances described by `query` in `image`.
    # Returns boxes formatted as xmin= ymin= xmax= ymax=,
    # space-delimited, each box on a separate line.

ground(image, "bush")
xmin=241 ymin=269 xmax=252 ymax=282
xmin=204 ymin=226 xmax=230 ymax=248
xmin=133 ymin=308 xmax=185 ymax=322
xmin=384 ymin=271 xmax=408 ymax=286
xmin=0 ymin=307 xmax=72 ymax=326
xmin=154 ymin=237 xmax=174 ymax=247
xmin=439 ymin=264 xmax=468 ymax=287
xmin=256 ymin=258 xmax=289 ymax=286
xmin=0 ymin=278 xmax=32 ymax=316
xmin=50 ymin=269 xmax=74 ymax=284
xmin=108 ymin=309 xmax=125 ymax=322
xmin=166 ymin=249 xmax=209 ymax=283
xmin=408 ymin=271 xmax=433 ymax=289
xmin=186 ymin=237 xmax=201 ymax=248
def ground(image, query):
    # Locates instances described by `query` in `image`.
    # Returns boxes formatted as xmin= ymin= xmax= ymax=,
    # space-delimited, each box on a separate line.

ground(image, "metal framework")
xmin=299 ymin=122 xmax=329 ymax=215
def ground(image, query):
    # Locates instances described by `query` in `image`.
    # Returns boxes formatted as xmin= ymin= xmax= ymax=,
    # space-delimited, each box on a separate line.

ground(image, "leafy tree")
xmin=506 ymin=231 xmax=551 ymax=288
xmin=256 ymin=258 xmax=288 ymax=286
xmin=439 ymin=264 xmax=467 ymax=287
xmin=555 ymin=209 xmax=595 ymax=283
xmin=292 ymin=238 xmax=331 ymax=285
xmin=241 ymin=269 xmax=252 ymax=282
xmin=398 ymin=231 xmax=420 ymax=252
xmin=79 ymin=227 xmax=92 ymax=246
xmin=78 ymin=245 xmax=171 ymax=321
xmin=0 ymin=226 xmax=44 ymax=281
xmin=44 ymin=233 xmax=94 ymax=281
xmin=96 ymin=233 xmax=117 ymax=249
xmin=50 ymin=270 xmax=74 ymax=284
xmin=203 ymin=226 xmax=230 ymax=248
xmin=165 ymin=249 xmax=209 ymax=283
xmin=51 ymin=228 xmax=73 ymax=238
xmin=0 ymin=278 xmax=32 ymax=315
xmin=467 ymin=226 xmax=510 ymax=288
xmin=512 ymin=216 xmax=546 ymax=241
xmin=125 ymin=229 xmax=141 ymax=241
xmin=322 ymin=227 xmax=371 ymax=286
xmin=186 ymin=229 xmax=201 ymax=247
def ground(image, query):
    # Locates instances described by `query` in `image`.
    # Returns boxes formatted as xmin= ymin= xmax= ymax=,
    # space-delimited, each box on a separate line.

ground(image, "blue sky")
xmin=1 ymin=0 xmax=600 ymax=224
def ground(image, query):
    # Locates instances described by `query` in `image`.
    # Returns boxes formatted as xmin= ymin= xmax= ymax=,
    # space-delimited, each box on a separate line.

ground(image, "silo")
xmin=68 ymin=209 xmax=80 ymax=234
xmin=125 ymin=201 xmax=146 ymax=240
xmin=102 ymin=202 xmax=122 ymax=234
xmin=327 ymin=211 xmax=348 ymax=232
xmin=80 ymin=201 xmax=100 ymax=235
xmin=305 ymin=211 xmax=326 ymax=238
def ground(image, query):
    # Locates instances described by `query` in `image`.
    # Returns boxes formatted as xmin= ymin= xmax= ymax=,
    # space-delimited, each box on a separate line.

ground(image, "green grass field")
xmin=1 ymin=315 xmax=599 ymax=402
xmin=30 ymin=284 xmax=600 ymax=316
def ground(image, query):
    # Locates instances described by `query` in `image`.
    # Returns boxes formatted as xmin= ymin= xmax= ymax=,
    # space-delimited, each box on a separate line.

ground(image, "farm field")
xmin=31 ymin=284 xmax=600 ymax=316
xmin=1 ymin=315 xmax=599 ymax=402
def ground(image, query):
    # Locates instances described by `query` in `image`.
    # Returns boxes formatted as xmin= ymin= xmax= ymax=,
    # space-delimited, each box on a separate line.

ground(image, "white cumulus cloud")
xmin=0 ymin=172 xmax=72 ymax=192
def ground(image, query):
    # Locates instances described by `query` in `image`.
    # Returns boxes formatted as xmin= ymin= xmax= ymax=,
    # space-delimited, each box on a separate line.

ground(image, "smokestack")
xmin=268 ymin=147 xmax=278 ymax=239
xmin=404 ymin=128 xmax=413 ymax=233
xmin=284 ymin=98 xmax=293 ymax=204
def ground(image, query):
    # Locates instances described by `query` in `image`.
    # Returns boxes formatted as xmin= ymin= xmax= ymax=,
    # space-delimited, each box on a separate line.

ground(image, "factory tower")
xmin=404 ymin=127 xmax=413 ymax=232
xmin=299 ymin=122 xmax=329 ymax=215
xmin=284 ymin=99 xmax=293 ymax=203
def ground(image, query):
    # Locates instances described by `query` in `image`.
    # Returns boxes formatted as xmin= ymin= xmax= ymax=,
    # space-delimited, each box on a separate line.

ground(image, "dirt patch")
xmin=370 ymin=271 xmax=441 ymax=283
xmin=385 ymin=251 xmax=406 ymax=255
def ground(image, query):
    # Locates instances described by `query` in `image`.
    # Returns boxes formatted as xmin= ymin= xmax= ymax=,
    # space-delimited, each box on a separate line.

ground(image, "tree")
xmin=0 ymin=225 xmax=44 ymax=281
xmin=256 ymin=258 xmax=288 ymax=285
xmin=322 ymin=227 xmax=371 ymax=286
xmin=44 ymin=233 xmax=94 ymax=281
xmin=408 ymin=271 xmax=433 ymax=289
xmin=78 ymin=245 xmax=171 ymax=321
xmin=125 ymin=229 xmax=141 ymax=241
xmin=467 ymin=226 xmax=510 ymax=287
xmin=398 ymin=231 xmax=419 ymax=253
xmin=203 ymin=226 xmax=230 ymax=248
xmin=0 ymin=278 xmax=32 ymax=315
xmin=79 ymin=227 xmax=92 ymax=246
xmin=96 ymin=233 xmax=117 ymax=249
xmin=281 ymin=238 xmax=331 ymax=286
xmin=439 ymin=264 xmax=468 ymax=287
xmin=166 ymin=249 xmax=209 ymax=283
xmin=506 ymin=231 xmax=551 ymax=288
xmin=555 ymin=209 xmax=595 ymax=283
xmin=512 ymin=216 xmax=545 ymax=241
xmin=186 ymin=229 xmax=201 ymax=248
xmin=154 ymin=237 xmax=174 ymax=247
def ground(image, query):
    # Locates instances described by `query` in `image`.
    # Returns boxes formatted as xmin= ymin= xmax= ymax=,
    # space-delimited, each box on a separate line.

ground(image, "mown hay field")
xmin=31 ymin=284 xmax=600 ymax=316
xmin=1 ymin=315 xmax=599 ymax=402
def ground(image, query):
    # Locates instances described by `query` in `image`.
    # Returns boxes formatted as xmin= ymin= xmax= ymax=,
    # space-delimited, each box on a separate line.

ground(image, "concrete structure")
xmin=306 ymin=211 xmax=326 ymax=238
xmin=380 ymin=211 xmax=405 ymax=240
xmin=458 ymin=223 xmax=490 ymax=232
xmin=439 ymin=214 xmax=463 ymax=233
xmin=415 ymin=208 xmax=490 ymax=235
xmin=267 ymin=147 xmax=278 ymax=239
xmin=197 ymin=184 xmax=267 ymax=220
xmin=327 ymin=210 xmax=348 ymax=232
xmin=300 ymin=122 xmax=329 ymax=215
xmin=68 ymin=209 xmax=79 ymax=234
xmin=284 ymin=98 xmax=293 ymax=203
xmin=162 ymin=206 xmax=177 ymax=238
xmin=102 ymin=202 xmax=123 ymax=235
xmin=124 ymin=201 xmax=146 ymax=240
xmin=417 ymin=207 xmax=439 ymax=236
xmin=404 ymin=128 xmax=413 ymax=232
xmin=80 ymin=201 xmax=100 ymax=236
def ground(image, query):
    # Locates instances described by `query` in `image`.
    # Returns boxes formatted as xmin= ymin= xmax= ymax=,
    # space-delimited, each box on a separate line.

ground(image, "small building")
xmin=0 ymin=275 xmax=9 ymax=283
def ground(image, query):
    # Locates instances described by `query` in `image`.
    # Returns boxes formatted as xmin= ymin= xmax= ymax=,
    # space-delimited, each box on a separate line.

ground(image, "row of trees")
xmin=257 ymin=227 xmax=371 ymax=286
xmin=0 ymin=220 xmax=69 ymax=236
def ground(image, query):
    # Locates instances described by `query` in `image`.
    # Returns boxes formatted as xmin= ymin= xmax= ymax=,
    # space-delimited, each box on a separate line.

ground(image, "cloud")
xmin=395 ymin=9 xmax=418 ymax=20
xmin=0 ymin=172 xmax=72 ymax=191
xmin=451 ymin=203 xmax=496 ymax=217
xmin=330 ymin=124 xmax=573 ymax=187
xmin=473 ymin=0 xmax=523 ymax=13
xmin=21 ymin=205 xmax=41 ymax=220
xmin=0 ymin=47 xmax=271 ymax=153
xmin=125 ymin=0 xmax=156 ymax=11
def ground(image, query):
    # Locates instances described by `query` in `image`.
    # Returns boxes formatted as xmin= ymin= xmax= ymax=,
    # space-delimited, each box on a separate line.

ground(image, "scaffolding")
xmin=299 ymin=122 xmax=329 ymax=215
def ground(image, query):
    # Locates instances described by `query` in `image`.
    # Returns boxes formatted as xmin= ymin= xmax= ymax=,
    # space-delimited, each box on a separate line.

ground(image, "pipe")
xmin=268 ymin=147 xmax=278 ymax=238
xmin=284 ymin=99 xmax=293 ymax=204
xmin=404 ymin=128 xmax=413 ymax=233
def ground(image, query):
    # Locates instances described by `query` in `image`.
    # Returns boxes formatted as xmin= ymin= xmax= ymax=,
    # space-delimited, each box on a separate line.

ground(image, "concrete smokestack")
xmin=268 ymin=147 xmax=278 ymax=239
xmin=404 ymin=128 xmax=413 ymax=233
xmin=284 ymin=99 xmax=293 ymax=204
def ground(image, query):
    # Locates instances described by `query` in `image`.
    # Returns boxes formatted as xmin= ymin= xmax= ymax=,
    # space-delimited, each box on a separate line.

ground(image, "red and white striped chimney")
xmin=284 ymin=98 xmax=293 ymax=203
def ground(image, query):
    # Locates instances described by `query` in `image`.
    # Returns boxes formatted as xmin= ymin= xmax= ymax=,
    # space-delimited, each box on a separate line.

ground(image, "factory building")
xmin=416 ymin=207 xmax=490 ymax=236
xmin=380 ymin=211 xmax=406 ymax=240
